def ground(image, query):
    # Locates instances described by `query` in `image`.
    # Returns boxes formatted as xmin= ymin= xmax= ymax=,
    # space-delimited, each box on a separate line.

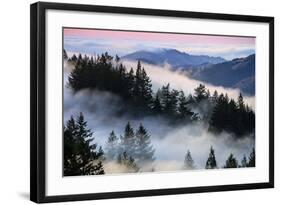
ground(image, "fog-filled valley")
xmin=63 ymin=52 xmax=255 ymax=175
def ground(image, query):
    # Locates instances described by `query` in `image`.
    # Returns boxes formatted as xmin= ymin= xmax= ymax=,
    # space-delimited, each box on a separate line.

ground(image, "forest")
xmin=64 ymin=50 xmax=256 ymax=176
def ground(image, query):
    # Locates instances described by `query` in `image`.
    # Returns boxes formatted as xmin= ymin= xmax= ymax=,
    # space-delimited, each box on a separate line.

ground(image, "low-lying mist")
xmin=64 ymin=60 xmax=255 ymax=173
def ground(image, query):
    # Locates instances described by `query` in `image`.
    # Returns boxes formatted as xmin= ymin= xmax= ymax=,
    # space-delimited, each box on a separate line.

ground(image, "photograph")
xmin=63 ymin=28 xmax=256 ymax=176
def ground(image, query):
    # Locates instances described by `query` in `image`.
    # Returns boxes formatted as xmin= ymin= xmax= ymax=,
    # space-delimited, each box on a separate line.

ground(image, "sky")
xmin=64 ymin=28 xmax=255 ymax=60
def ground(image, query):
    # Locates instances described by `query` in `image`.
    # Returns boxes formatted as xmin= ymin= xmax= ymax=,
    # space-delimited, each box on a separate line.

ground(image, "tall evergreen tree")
xmin=178 ymin=90 xmax=194 ymax=120
xmin=170 ymin=89 xmax=179 ymax=114
xmin=120 ymin=122 xmax=136 ymax=157
xmin=205 ymin=146 xmax=217 ymax=169
xmin=209 ymin=94 xmax=228 ymax=132
xmin=105 ymin=130 xmax=119 ymax=160
xmin=224 ymin=153 xmax=238 ymax=168
xmin=161 ymin=84 xmax=172 ymax=114
xmin=212 ymin=90 xmax=219 ymax=103
xmin=63 ymin=49 xmax=68 ymax=60
xmin=184 ymin=149 xmax=195 ymax=169
xmin=151 ymin=91 xmax=163 ymax=113
xmin=194 ymin=84 xmax=208 ymax=102
xmin=247 ymin=148 xmax=255 ymax=167
xmin=140 ymin=67 xmax=153 ymax=107
xmin=64 ymin=113 xmax=105 ymax=176
xmin=135 ymin=124 xmax=155 ymax=164
xmin=132 ymin=61 xmax=153 ymax=109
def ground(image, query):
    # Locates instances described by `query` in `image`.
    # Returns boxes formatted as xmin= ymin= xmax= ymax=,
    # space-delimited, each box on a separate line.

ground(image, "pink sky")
xmin=64 ymin=28 xmax=255 ymax=45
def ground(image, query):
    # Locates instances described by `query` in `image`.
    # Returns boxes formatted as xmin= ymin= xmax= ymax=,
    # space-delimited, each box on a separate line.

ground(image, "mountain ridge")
xmin=122 ymin=49 xmax=226 ymax=67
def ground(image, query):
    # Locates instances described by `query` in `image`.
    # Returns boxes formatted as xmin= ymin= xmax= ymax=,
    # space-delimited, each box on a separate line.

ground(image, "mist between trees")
xmin=63 ymin=51 xmax=255 ymax=176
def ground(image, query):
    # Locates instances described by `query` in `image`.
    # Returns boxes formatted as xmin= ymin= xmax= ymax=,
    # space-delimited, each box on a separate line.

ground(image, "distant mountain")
xmin=122 ymin=49 xmax=226 ymax=67
xmin=189 ymin=54 xmax=255 ymax=95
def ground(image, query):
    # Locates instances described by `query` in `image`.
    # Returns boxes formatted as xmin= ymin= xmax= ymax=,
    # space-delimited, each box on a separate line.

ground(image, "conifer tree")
xmin=205 ymin=146 xmax=217 ymax=169
xmin=161 ymin=84 xmax=173 ymax=114
xmin=212 ymin=90 xmax=219 ymax=103
xmin=224 ymin=153 xmax=238 ymax=168
xmin=135 ymin=124 xmax=155 ymax=164
xmin=140 ymin=67 xmax=153 ymax=108
xmin=184 ymin=150 xmax=195 ymax=169
xmin=178 ymin=91 xmax=194 ymax=120
xmin=105 ymin=130 xmax=119 ymax=160
xmin=247 ymin=148 xmax=255 ymax=167
xmin=69 ymin=54 xmax=78 ymax=62
xmin=126 ymin=67 xmax=135 ymax=97
xmin=132 ymin=61 xmax=153 ymax=109
xmin=151 ymin=92 xmax=163 ymax=113
xmin=63 ymin=49 xmax=68 ymax=60
xmin=170 ymin=89 xmax=179 ymax=114
xmin=64 ymin=113 xmax=105 ymax=176
xmin=194 ymin=84 xmax=208 ymax=102
xmin=120 ymin=122 xmax=136 ymax=157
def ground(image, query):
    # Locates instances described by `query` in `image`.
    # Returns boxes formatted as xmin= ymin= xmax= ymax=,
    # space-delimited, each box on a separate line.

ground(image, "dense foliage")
xmin=64 ymin=113 xmax=105 ymax=176
xmin=66 ymin=52 xmax=255 ymax=137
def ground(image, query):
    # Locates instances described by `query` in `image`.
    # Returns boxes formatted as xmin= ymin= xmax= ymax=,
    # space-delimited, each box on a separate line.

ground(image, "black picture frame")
xmin=30 ymin=1 xmax=274 ymax=203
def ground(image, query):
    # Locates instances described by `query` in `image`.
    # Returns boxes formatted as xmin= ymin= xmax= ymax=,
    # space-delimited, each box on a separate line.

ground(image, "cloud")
xmin=122 ymin=60 xmax=255 ymax=109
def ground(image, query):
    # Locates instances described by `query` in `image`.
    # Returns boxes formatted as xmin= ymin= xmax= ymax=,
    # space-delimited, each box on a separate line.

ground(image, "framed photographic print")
xmin=30 ymin=2 xmax=274 ymax=203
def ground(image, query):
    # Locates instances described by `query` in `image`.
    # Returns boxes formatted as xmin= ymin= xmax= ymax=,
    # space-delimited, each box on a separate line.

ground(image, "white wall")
xmin=0 ymin=0 xmax=279 ymax=204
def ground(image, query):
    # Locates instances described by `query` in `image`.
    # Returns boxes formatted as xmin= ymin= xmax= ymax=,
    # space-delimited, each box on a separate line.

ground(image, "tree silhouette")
xmin=178 ymin=91 xmax=194 ymax=120
xmin=64 ymin=113 xmax=105 ymax=176
xmin=120 ymin=122 xmax=136 ymax=158
xmin=105 ymin=130 xmax=119 ymax=160
xmin=224 ymin=153 xmax=238 ymax=168
xmin=205 ymin=146 xmax=217 ymax=169
xmin=135 ymin=123 xmax=155 ymax=164
xmin=151 ymin=91 xmax=163 ymax=113
xmin=184 ymin=149 xmax=195 ymax=169
xmin=247 ymin=148 xmax=255 ymax=167
xmin=194 ymin=84 xmax=208 ymax=102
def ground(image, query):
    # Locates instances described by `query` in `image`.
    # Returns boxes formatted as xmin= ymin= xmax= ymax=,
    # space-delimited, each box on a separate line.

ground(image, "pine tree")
xmin=115 ymin=54 xmax=120 ymax=63
xmin=194 ymin=84 xmax=208 ymax=102
xmin=161 ymin=84 xmax=174 ymax=114
xmin=237 ymin=93 xmax=245 ymax=110
xmin=120 ymin=122 xmax=136 ymax=158
xmin=212 ymin=90 xmax=219 ymax=103
xmin=178 ymin=90 xmax=194 ymax=120
xmin=126 ymin=67 xmax=135 ymax=97
xmin=64 ymin=113 xmax=105 ymax=176
xmin=184 ymin=150 xmax=195 ymax=169
xmin=170 ymin=89 xmax=179 ymax=114
xmin=140 ymin=67 xmax=153 ymax=108
xmin=209 ymin=94 xmax=228 ymax=132
xmin=205 ymin=146 xmax=217 ymax=169
xmin=241 ymin=155 xmax=248 ymax=168
xmin=247 ymin=148 xmax=255 ymax=167
xmin=135 ymin=124 xmax=155 ymax=164
xmin=105 ymin=130 xmax=119 ymax=160
xmin=224 ymin=153 xmax=238 ymax=168
xmin=132 ymin=61 xmax=153 ymax=109
xmin=63 ymin=49 xmax=68 ymax=60
xmin=151 ymin=91 xmax=163 ymax=113
xmin=69 ymin=54 xmax=78 ymax=62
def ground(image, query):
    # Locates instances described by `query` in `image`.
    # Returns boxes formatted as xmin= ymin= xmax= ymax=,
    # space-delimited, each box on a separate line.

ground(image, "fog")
xmin=64 ymin=60 xmax=255 ymax=173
